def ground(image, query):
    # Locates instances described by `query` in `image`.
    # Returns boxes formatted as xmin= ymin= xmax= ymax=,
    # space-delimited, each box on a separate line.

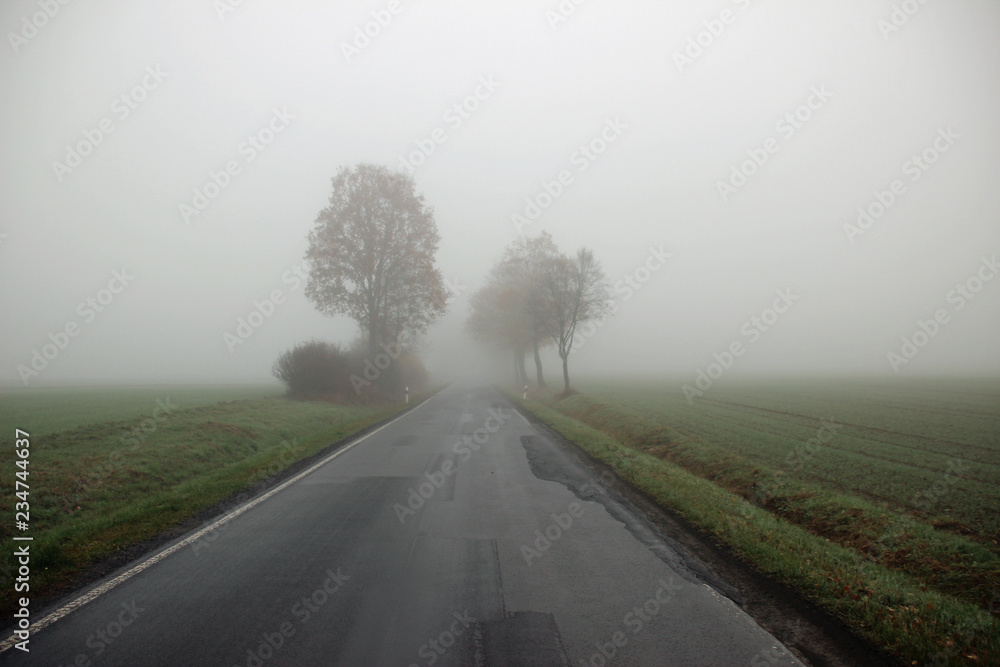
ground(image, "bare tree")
xmin=305 ymin=164 xmax=447 ymax=357
xmin=540 ymin=248 xmax=610 ymax=393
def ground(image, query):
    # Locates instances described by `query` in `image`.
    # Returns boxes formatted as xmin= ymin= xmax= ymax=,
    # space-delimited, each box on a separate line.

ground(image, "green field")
xmin=519 ymin=377 xmax=1000 ymax=666
xmin=578 ymin=377 xmax=1000 ymax=545
xmin=0 ymin=384 xmax=283 ymax=439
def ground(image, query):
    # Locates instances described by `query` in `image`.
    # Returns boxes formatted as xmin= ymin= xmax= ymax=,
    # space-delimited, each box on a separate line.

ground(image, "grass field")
xmin=0 ymin=384 xmax=283 ymax=438
xmin=0 ymin=385 xmax=411 ymax=618
xmin=579 ymin=377 xmax=1000 ymax=546
xmin=517 ymin=377 xmax=1000 ymax=666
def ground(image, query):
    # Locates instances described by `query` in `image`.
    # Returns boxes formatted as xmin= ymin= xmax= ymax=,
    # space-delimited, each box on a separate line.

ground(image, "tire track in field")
xmin=665 ymin=383 xmax=998 ymax=449
xmin=625 ymin=393 xmax=998 ymax=479
xmin=616 ymin=397 xmax=999 ymax=536
xmin=595 ymin=391 xmax=1000 ymax=528
xmin=700 ymin=404 xmax=1000 ymax=485
xmin=695 ymin=395 xmax=999 ymax=461
xmin=678 ymin=399 xmax=1000 ymax=495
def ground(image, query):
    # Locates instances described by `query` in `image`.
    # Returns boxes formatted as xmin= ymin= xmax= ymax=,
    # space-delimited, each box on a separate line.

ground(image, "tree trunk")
xmin=368 ymin=320 xmax=378 ymax=359
xmin=514 ymin=348 xmax=529 ymax=385
xmin=561 ymin=353 xmax=570 ymax=393
xmin=533 ymin=339 xmax=546 ymax=387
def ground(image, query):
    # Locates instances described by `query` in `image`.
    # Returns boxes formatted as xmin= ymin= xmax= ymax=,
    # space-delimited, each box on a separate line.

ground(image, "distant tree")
xmin=466 ymin=233 xmax=561 ymax=387
xmin=467 ymin=233 xmax=607 ymax=392
xmin=539 ymin=248 xmax=610 ymax=393
xmin=495 ymin=233 xmax=560 ymax=387
xmin=466 ymin=275 xmax=533 ymax=385
xmin=305 ymin=164 xmax=448 ymax=357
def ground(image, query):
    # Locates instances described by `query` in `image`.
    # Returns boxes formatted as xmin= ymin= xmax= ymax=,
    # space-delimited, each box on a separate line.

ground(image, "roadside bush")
xmin=271 ymin=339 xmax=352 ymax=399
xmin=273 ymin=337 xmax=430 ymax=404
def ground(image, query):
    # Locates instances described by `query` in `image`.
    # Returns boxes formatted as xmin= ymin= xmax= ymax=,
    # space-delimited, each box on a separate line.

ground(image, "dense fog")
xmin=2 ymin=0 xmax=998 ymax=387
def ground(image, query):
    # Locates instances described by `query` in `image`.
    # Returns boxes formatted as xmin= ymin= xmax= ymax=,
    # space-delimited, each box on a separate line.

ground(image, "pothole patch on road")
xmin=519 ymin=434 xmax=743 ymax=606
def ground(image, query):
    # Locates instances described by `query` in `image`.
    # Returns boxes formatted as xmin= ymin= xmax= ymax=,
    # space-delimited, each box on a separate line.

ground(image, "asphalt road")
xmin=2 ymin=384 xmax=802 ymax=666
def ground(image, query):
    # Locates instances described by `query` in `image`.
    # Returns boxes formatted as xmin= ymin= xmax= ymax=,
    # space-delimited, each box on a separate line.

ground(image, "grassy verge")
xmin=510 ymin=390 xmax=1000 ymax=667
xmin=1 ymin=393 xmax=423 ymax=617
xmin=575 ymin=378 xmax=1000 ymax=549
xmin=551 ymin=392 xmax=1000 ymax=612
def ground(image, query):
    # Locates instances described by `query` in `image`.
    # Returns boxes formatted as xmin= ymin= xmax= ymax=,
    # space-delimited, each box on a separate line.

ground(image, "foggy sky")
xmin=2 ymin=0 xmax=998 ymax=387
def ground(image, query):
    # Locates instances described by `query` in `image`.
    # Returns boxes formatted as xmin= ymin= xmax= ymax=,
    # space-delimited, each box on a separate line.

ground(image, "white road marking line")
xmin=0 ymin=399 xmax=429 ymax=653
